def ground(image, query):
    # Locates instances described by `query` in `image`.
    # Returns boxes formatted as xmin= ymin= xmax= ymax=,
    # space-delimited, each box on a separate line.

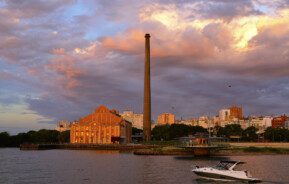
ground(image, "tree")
xmin=0 ymin=132 xmax=10 ymax=147
xmin=26 ymin=130 xmax=37 ymax=143
xmin=264 ymin=127 xmax=274 ymax=141
xmin=9 ymin=133 xmax=28 ymax=147
xmin=0 ymin=129 xmax=70 ymax=147
xmin=218 ymin=124 xmax=243 ymax=138
xmin=169 ymin=124 xmax=191 ymax=139
xmin=152 ymin=124 xmax=170 ymax=140
xmin=215 ymin=126 xmax=225 ymax=137
xmin=264 ymin=127 xmax=289 ymax=142
xmin=152 ymin=124 xmax=208 ymax=141
xmin=242 ymin=126 xmax=258 ymax=141
xmin=132 ymin=127 xmax=143 ymax=135
xmin=190 ymin=125 xmax=207 ymax=135
xmin=58 ymin=130 xmax=70 ymax=143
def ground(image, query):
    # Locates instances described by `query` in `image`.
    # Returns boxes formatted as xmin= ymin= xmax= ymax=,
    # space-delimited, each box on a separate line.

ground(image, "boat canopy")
xmin=220 ymin=161 xmax=245 ymax=164
xmin=214 ymin=161 xmax=245 ymax=170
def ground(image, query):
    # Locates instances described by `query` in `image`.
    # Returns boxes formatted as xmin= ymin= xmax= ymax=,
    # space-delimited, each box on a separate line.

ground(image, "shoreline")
xmin=229 ymin=142 xmax=289 ymax=148
xmin=133 ymin=147 xmax=289 ymax=156
xmin=17 ymin=142 xmax=289 ymax=156
xmin=19 ymin=143 xmax=158 ymax=151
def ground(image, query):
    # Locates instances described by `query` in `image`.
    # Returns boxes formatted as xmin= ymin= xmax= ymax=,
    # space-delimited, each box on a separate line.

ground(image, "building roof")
xmin=75 ymin=105 xmax=132 ymax=126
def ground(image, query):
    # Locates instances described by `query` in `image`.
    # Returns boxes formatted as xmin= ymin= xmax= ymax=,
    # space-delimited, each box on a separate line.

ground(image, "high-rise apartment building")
xmin=157 ymin=113 xmax=175 ymax=125
xmin=120 ymin=111 xmax=143 ymax=129
xmin=272 ymin=115 xmax=288 ymax=128
xmin=229 ymin=106 xmax=243 ymax=119
xmin=219 ymin=109 xmax=230 ymax=121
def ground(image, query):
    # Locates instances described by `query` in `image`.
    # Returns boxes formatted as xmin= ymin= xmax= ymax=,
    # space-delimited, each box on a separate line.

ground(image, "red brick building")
xmin=229 ymin=106 xmax=243 ymax=119
xmin=272 ymin=115 xmax=288 ymax=128
xmin=70 ymin=105 xmax=132 ymax=144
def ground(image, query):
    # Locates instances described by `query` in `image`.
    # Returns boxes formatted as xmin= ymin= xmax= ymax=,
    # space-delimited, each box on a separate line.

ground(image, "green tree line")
xmin=151 ymin=124 xmax=207 ymax=140
xmin=264 ymin=127 xmax=289 ymax=142
xmin=217 ymin=124 xmax=289 ymax=142
xmin=150 ymin=124 xmax=289 ymax=142
xmin=0 ymin=129 xmax=70 ymax=147
xmin=216 ymin=124 xmax=258 ymax=141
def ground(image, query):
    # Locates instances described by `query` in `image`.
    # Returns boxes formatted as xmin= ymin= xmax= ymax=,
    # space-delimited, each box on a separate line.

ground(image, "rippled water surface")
xmin=0 ymin=148 xmax=289 ymax=184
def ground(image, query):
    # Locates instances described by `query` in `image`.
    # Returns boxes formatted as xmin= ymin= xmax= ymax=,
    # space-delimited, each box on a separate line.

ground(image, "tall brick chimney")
xmin=143 ymin=33 xmax=151 ymax=142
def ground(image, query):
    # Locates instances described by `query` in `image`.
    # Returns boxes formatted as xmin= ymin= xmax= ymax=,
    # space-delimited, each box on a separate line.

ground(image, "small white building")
xmin=175 ymin=119 xmax=194 ymax=126
xmin=219 ymin=109 xmax=230 ymax=121
xmin=55 ymin=120 xmax=71 ymax=132
xmin=120 ymin=111 xmax=143 ymax=129
xmin=238 ymin=119 xmax=249 ymax=129
xmin=249 ymin=116 xmax=272 ymax=131
xmin=284 ymin=120 xmax=289 ymax=129
xmin=157 ymin=113 xmax=175 ymax=125
xmin=195 ymin=116 xmax=209 ymax=128
xmin=220 ymin=120 xmax=240 ymax=128
xmin=263 ymin=116 xmax=273 ymax=127
xmin=213 ymin=116 xmax=220 ymax=126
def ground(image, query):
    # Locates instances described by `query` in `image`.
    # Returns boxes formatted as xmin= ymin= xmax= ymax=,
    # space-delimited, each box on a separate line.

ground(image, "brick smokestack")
xmin=143 ymin=33 xmax=151 ymax=142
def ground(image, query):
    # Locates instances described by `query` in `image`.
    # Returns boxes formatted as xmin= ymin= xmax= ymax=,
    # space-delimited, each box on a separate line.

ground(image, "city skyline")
xmin=1 ymin=0 xmax=289 ymax=134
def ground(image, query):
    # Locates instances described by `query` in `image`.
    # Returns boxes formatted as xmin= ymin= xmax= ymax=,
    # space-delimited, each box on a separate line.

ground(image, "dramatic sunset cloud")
xmin=1 ymin=0 xmax=289 ymax=133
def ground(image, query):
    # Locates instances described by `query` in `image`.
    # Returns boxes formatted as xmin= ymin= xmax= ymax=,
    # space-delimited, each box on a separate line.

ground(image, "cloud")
xmin=203 ymin=23 xmax=233 ymax=50
xmin=46 ymin=54 xmax=83 ymax=89
xmin=0 ymin=71 xmax=15 ymax=80
xmin=1 ymin=0 xmax=289 ymax=133
xmin=101 ymin=27 xmax=216 ymax=59
xmin=3 ymin=0 xmax=73 ymax=18
xmin=102 ymin=29 xmax=145 ymax=54
xmin=195 ymin=0 xmax=263 ymax=21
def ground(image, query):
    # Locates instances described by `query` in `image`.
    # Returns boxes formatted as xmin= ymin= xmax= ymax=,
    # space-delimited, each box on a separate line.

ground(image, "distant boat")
xmin=192 ymin=160 xmax=261 ymax=182
xmin=179 ymin=136 xmax=229 ymax=156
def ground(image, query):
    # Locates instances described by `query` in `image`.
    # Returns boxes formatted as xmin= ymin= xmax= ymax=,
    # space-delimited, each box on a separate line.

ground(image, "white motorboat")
xmin=192 ymin=161 xmax=261 ymax=182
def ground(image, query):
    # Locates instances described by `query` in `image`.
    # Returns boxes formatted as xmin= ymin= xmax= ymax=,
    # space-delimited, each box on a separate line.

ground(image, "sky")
xmin=1 ymin=0 xmax=289 ymax=134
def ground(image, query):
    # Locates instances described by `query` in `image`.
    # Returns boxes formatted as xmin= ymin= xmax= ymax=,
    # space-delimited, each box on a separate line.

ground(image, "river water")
xmin=0 ymin=148 xmax=289 ymax=184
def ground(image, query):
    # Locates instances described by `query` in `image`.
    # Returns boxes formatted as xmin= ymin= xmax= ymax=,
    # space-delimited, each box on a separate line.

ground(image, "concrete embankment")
xmin=229 ymin=142 xmax=289 ymax=148
xmin=20 ymin=143 xmax=289 ymax=156
xmin=133 ymin=144 xmax=289 ymax=156
xmin=20 ymin=143 xmax=158 ymax=151
xmin=216 ymin=142 xmax=289 ymax=155
xmin=134 ymin=147 xmax=193 ymax=155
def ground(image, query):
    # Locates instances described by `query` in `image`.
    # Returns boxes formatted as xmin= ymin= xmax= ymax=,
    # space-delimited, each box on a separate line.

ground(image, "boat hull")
xmin=193 ymin=171 xmax=261 ymax=183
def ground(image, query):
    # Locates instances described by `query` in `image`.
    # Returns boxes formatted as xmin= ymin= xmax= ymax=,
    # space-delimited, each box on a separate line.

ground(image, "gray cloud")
xmin=1 ymin=0 xmax=289 ymax=131
xmin=4 ymin=0 xmax=73 ymax=18
xmin=197 ymin=0 xmax=262 ymax=21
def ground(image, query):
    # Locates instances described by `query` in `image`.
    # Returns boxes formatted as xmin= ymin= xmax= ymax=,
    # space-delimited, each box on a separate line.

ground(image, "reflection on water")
xmin=0 ymin=148 xmax=289 ymax=184
xmin=195 ymin=178 xmax=245 ymax=184
xmin=174 ymin=156 xmax=231 ymax=161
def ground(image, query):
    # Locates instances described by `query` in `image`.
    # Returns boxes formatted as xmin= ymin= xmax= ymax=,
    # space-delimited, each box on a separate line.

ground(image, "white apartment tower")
xmin=120 ymin=111 xmax=143 ymax=129
xmin=219 ymin=109 xmax=230 ymax=121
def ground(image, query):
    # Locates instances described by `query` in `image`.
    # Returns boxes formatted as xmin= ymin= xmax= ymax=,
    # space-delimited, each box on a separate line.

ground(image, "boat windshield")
xmin=213 ymin=162 xmax=234 ymax=170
